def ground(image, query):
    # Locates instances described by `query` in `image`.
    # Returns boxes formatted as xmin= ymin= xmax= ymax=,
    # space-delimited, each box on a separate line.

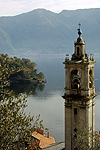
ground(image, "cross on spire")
xmin=77 ymin=23 xmax=82 ymax=37
xmin=78 ymin=23 xmax=81 ymax=30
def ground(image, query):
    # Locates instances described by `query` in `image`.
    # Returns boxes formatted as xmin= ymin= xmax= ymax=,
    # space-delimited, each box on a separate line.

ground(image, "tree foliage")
xmin=73 ymin=124 xmax=100 ymax=150
xmin=0 ymin=57 xmax=45 ymax=150
xmin=0 ymin=53 xmax=45 ymax=83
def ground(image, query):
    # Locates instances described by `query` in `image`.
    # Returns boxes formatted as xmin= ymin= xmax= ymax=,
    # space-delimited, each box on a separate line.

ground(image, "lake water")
xmin=24 ymin=53 xmax=100 ymax=143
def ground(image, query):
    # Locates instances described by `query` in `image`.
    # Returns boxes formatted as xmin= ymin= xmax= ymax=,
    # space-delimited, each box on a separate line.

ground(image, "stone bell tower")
xmin=63 ymin=24 xmax=97 ymax=150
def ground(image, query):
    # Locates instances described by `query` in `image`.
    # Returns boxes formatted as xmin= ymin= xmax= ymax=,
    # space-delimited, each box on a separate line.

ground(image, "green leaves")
xmin=73 ymin=124 xmax=100 ymax=150
xmin=0 ymin=56 xmax=45 ymax=150
xmin=0 ymin=53 xmax=45 ymax=83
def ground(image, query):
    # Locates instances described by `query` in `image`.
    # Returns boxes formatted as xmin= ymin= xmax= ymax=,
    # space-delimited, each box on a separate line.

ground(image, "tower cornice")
xmin=63 ymin=24 xmax=97 ymax=150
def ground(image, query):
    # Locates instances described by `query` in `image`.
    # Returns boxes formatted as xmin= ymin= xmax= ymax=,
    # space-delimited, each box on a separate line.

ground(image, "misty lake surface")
xmin=24 ymin=54 xmax=100 ymax=143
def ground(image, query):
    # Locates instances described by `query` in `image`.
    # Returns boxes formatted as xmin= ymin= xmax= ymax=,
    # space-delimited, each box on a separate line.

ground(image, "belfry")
xmin=63 ymin=24 xmax=97 ymax=150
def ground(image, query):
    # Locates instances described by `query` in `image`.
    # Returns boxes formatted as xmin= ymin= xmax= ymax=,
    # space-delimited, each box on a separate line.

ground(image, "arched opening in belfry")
xmin=89 ymin=69 xmax=93 ymax=88
xmin=71 ymin=70 xmax=81 ymax=89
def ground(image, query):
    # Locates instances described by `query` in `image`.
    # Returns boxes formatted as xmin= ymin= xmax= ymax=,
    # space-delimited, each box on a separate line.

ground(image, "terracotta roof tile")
xmin=32 ymin=131 xmax=56 ymax=149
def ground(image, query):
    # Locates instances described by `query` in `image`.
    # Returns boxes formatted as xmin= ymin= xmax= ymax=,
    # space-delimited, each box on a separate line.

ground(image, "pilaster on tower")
xmin=63 ymin=24 xmax=97 ymax=150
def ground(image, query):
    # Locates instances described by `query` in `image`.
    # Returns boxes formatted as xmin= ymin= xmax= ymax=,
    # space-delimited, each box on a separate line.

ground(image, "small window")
xmin=74 ymin=128 xmax=77 ymax=132
xmin=74 ymin=134 xmax=77 ymax=138
xmin=74 ymin=148 xmax=78 ymax=150
xmin=74 ymin=108 xmax=77 ymax=115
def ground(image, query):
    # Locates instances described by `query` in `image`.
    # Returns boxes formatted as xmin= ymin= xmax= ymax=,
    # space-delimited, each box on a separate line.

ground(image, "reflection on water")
xmin=25 ymin=90 xmax=65 ymax=143
xmin=26 ymin=55 xmax=100 ymax=143
xmin=8 ymin=83 xmax=45 ymax=96
xmin=9 ymin=54 xmax=100 ymax=143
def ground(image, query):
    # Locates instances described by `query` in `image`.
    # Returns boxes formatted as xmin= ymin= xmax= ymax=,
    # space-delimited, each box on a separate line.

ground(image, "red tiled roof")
xmin=32 ymin=131 xmax=56 ymax=149
xmin=96 ymin=132 xmax=100 ymax=136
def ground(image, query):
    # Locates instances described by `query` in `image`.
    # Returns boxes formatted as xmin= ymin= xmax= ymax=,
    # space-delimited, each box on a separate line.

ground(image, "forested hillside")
xmin=0 ymin=53 xmax=45 ymax=83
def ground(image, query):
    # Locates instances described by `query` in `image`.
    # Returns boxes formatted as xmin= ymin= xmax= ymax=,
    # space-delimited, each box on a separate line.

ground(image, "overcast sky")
xmin=0 ymin=0 xmax=100 ymax=16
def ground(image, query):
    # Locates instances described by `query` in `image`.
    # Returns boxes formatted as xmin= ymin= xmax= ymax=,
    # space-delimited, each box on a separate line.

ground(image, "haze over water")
xmin=25 ymin=54 xmax=100 ymax=142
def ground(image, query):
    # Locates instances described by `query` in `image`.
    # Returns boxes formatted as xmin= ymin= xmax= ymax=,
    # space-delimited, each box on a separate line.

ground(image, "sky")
xmin=0 ymin=0 xmax=100 ymax=17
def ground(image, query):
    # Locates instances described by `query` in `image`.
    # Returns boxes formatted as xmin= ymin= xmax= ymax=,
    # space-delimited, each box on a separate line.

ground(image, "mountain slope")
xmin=0 ymin=8 xmax=100 ymax=56
xmin=0 ymin=27 xmax=16 ymax=54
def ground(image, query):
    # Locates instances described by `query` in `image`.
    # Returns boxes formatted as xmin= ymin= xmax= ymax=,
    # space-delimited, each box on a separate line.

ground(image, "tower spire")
xmin=63 ymin=24 xmax=97 ymax=150
xmin=78 ymin=22 xmax=81 ymax=30
xmin=77 ymin=23 xmax=82 ymax=37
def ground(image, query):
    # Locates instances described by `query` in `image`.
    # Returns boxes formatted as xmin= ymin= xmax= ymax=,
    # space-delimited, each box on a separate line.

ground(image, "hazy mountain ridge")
xmin=0 ymin=8 xmax=100 ymax=56
xmin=0 ymin=27 xmax=16 ymax=54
